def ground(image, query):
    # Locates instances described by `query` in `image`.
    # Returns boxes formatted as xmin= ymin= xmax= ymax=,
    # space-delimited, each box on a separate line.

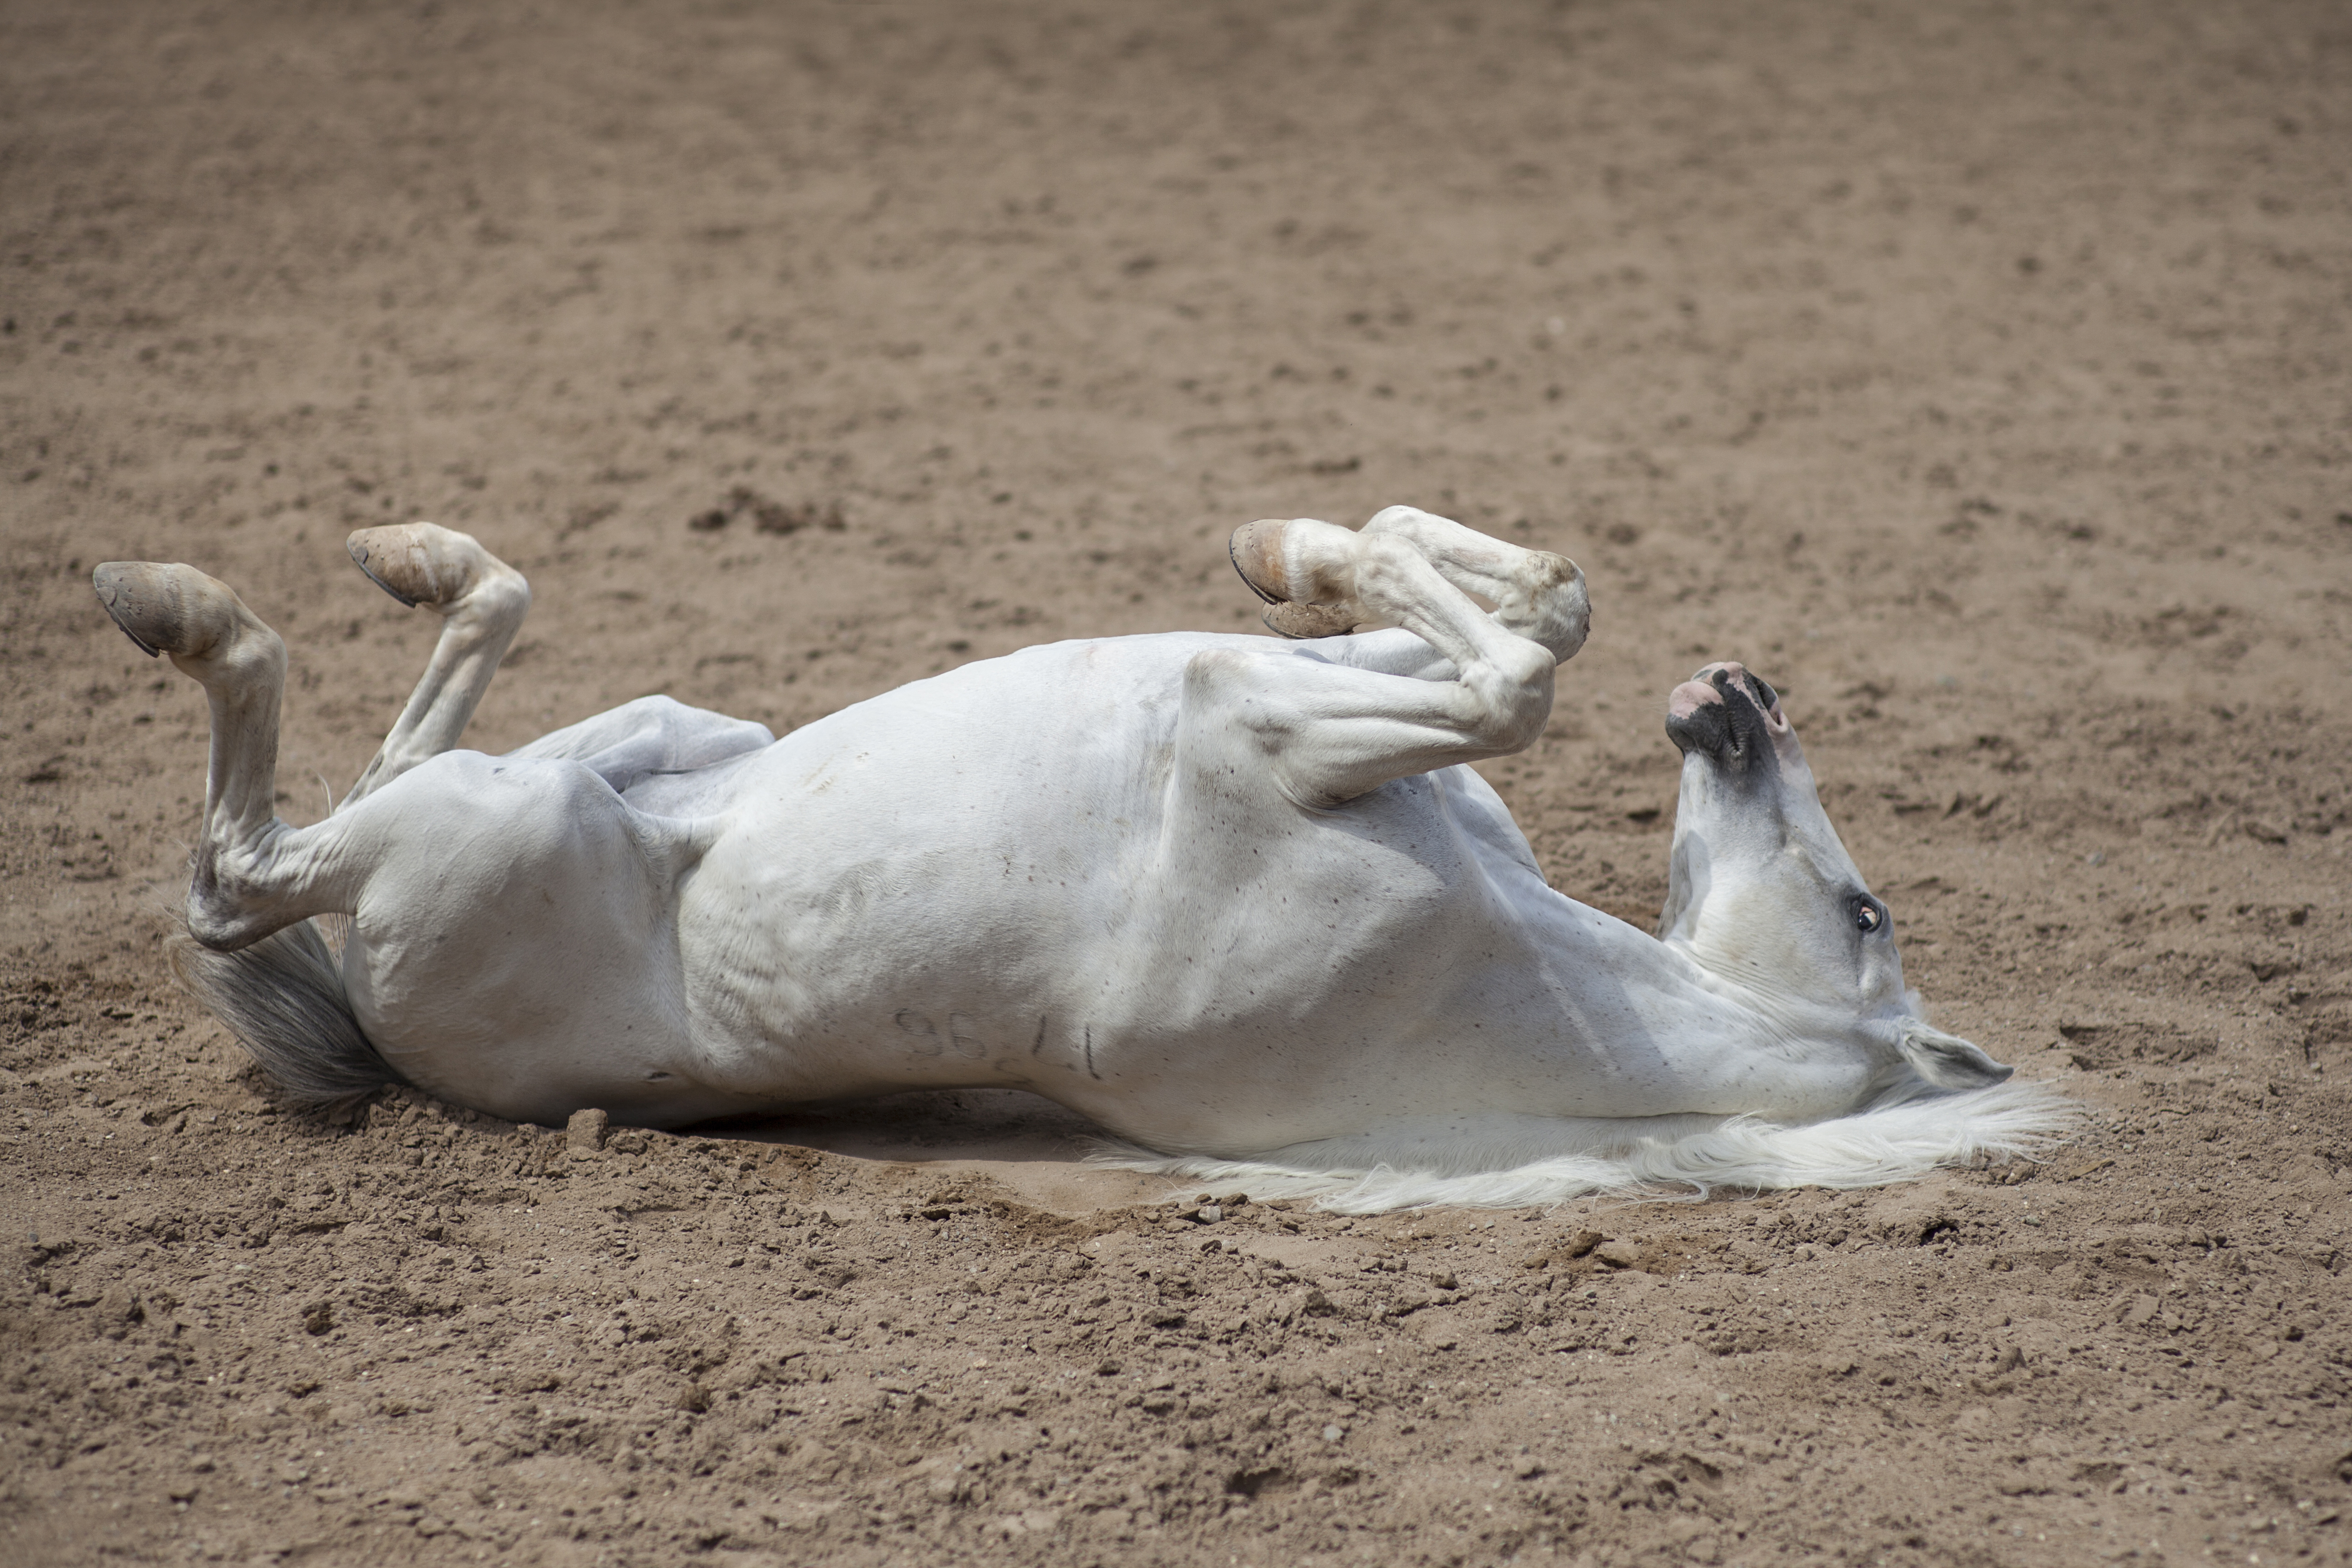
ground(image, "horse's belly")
xmin=672 ymin=749 xmax=1589 ymax=1140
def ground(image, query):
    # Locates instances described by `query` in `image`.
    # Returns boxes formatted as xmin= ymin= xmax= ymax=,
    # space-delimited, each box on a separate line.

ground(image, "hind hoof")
xmin=347 ymin=523 xmax=521 ymax=613
xmin=92 ymin=562 xmax=247 ymax=661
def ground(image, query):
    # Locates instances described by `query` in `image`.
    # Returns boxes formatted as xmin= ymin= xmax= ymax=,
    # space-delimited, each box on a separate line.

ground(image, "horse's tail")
xmin=168 ymin=916 xmax=407 ymax=1109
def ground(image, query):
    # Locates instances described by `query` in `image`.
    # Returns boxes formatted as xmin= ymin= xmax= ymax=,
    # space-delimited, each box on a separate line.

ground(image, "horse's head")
xmin=1657 ymin=661 xmax=2011 ymax=1091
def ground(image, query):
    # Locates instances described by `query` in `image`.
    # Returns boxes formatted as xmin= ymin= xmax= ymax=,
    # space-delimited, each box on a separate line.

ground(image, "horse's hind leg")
xmin=340 ymin=526 xmax=767 ymax=801
xmin=340 ymin=523 xmax=530 ymax=807
xmin=94 ymin=561 xmax=367 ymax=945
xmin=94 ymin=562 xmax=400 ymax=1103
xmin=94 ymin=562 xmax=289 ymax=898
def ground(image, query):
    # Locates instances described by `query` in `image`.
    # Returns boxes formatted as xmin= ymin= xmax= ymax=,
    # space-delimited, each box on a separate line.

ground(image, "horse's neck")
xmin=1511 ymin=885 xmax=1883 ymax=1119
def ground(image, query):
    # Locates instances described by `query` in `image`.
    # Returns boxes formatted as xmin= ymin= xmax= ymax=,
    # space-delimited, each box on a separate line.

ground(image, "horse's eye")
xmin=1854 ymin=899 xmax=1883 ymax=934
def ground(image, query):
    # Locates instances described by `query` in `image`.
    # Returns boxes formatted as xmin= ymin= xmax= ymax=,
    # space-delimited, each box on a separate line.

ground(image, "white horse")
xmin=94 ymin=510 xmax=2065 ymax=1211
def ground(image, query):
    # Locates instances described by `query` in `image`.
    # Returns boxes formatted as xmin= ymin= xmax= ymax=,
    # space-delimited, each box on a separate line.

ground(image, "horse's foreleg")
xmin=341 ymin=523 xmax=530 ymax=808
xmin=1232 ymin=507 xmax=1588 ymax=664
xmin=1195 ymin=521 xmax=1562 ymax=807
xmin=1358 ymin=505 xmax=1589 ymax=663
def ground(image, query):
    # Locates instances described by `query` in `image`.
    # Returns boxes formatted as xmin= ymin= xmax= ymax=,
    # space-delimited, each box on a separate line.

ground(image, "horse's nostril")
xmin=1752 ymin=675 xmax=1778 ymax=710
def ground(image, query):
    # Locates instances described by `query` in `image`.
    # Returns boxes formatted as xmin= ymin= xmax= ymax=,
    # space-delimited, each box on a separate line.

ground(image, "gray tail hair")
xmin=167 ymin=916 xmax=407 ymax=1111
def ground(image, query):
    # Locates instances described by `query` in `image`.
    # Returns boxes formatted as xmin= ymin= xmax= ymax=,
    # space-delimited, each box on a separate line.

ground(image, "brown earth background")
xmin=4 ymin=2 xmax=2350 ymax=1565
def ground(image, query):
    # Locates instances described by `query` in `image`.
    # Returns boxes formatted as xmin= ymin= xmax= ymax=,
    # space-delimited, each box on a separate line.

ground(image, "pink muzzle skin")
xmin=1667 ymin=678 xmax=1724 ymax=722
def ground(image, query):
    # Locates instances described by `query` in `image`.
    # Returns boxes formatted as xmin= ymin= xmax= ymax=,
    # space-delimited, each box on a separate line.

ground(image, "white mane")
xmin=1090 ymin=1078 xmax=2077 ymax=1213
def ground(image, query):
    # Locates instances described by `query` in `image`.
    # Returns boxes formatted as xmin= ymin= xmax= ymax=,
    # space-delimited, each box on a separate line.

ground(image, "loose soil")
xmin=4 ymin=3 xmax=2349 ymax=1566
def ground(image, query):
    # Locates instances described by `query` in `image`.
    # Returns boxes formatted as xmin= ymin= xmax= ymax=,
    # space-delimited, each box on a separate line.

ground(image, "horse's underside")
xmin=97 ymin=512 xmax=2070 ymax=1211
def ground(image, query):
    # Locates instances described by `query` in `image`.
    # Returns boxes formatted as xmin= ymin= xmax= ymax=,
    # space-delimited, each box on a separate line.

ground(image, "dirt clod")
xmin=566 ymin=1106 xmax=608 ymax=1153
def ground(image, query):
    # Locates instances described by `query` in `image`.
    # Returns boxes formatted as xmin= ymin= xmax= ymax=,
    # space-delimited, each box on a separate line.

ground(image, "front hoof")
xmin=347 ymin=523 xmax=513 ymax=611
xmin=1229 ymin=519 xmax=1295 ymax=606
xmin=92 ymin=562 xmax=243 ymax=661
xmin=1262 ymin=601 xmax=1357 ymax=639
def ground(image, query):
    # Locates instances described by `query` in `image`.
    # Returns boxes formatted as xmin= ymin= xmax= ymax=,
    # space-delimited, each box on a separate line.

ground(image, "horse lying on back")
xmin=94 ymin=508 xmax=2066 ymax=1211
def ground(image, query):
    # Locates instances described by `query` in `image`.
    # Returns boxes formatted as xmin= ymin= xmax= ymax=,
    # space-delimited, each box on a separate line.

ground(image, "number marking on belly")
xmin=902 ymin=1007 xmax=1085 ymax=1079
xmin=895 ymin=1009 xmax=941 ymax=1056
xmin=948 ymin=1012 xmax=987 ymax=1059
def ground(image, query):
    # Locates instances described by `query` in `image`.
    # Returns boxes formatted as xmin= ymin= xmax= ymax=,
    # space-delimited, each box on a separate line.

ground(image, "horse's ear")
xmin=1896 ymin=1020 xmax=2013 ymax=1090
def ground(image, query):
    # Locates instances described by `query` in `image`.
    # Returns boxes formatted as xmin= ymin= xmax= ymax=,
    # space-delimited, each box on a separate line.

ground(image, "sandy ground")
xmin=5 ymin=2 xmax=2351 ymax=1564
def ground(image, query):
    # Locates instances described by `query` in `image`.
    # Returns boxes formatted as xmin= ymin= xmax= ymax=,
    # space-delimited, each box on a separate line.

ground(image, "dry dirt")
xmin=4 ymin=2 xmax=2350 ymax=1565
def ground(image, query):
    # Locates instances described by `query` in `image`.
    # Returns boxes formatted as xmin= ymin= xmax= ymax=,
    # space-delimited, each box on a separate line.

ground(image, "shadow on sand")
xmin=710 ymin=1088 xmax=1175 ymax=1216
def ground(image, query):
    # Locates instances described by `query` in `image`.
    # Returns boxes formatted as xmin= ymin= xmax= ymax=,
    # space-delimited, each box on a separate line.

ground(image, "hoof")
xmin=1229 ymin=519 xmax=1293 ymax=606
xmin=1234 ymin=518 xmax=1360 ymax=636
xmin=91 ymin=562 xmax=245 ymax=661
xmin=346 ymin=523 xmax=514 ymax=611
xmin=1261 ymin=601 xmax=1358 ymax=639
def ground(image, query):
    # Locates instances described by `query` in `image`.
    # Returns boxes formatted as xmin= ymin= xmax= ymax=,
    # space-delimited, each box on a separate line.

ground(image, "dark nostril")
xmin=1752 ymin=675 xmax=1778 ymax=710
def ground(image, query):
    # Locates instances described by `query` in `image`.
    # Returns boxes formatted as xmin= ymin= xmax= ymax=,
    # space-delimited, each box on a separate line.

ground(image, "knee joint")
xmin=1351 ymin=534 xmax=1426 ymax=596
xmin=1361 ymin=504 xmax=1438 ymax=538
xmin=1467 ymin=652 xmax=1554 ymax=749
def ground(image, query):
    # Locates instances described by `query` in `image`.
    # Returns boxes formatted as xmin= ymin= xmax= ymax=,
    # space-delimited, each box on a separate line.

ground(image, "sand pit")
xmin=4 ymin=3 xmax=2348 ymax=1564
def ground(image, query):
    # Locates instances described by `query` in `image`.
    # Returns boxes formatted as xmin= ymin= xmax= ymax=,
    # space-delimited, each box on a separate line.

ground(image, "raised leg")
xmin=93 ymin=561 xmax=328 ymax=948
xmin=1231 ymin=504 xmax=1588 ymax=664
xmin=1360 ymin=506 xmax=1589 ymax=662
xmin=93 ymin=564 xmax=290 ymax=945
xmin=1196 ymin=513 xmax=1574 ymax=806
xmin=340 ymin=524 xmax=531 ymax=808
